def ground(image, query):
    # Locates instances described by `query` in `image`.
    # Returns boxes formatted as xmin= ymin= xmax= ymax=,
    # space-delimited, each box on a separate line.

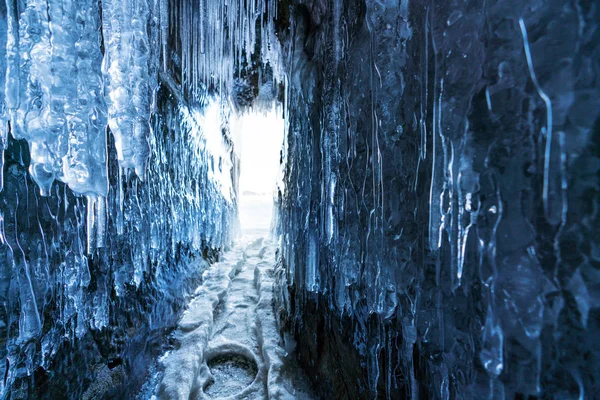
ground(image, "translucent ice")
xmin=101 ymin=0 xmax=151 ymax=178
xmin=7 ymin=0 xmax=108 ymax=197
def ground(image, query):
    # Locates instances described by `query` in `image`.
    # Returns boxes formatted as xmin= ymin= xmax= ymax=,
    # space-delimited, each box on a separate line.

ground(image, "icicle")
xmin=160 ymin=0 xmax=168 ymax=72
xmin=429 ymin=76 xmax=445 ymax=252
xmin=86 ymin=194 xmax=97 ymax=254
xmin=0 ymin=208 xmax=4 ymax=245
xmin=102 ymin=0 xmax=151 ymax=178
xmin=5 ymin=0 xmax=19 ymax=117
xmin=333 ymin=0 xmax=341 ymax=65
xmin=519 ymin=18 xmax=560 ymax=226
xmin=96 ymin=196 xmax=107 ymax=248
xmin=17 ymin=258 xmax=42 ymax=343
xmin=6 ymin=0 xmax=109 ymax=198
xmin=164 ymin=0 xmax=281 ymax=102
xmin=117 ymin=167 xmax=124 ymax=235
xmin=0 ymin=123 xmax=6 ymax=192
xmin=0 ymin=1 xmax=7 ymax=193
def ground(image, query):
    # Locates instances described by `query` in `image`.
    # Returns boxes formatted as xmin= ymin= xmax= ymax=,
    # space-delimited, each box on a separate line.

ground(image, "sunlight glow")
xmin=233 ymin=107 xmax=284 ymax=233
xmin=237 ymin=108 xmax=284 ymax=195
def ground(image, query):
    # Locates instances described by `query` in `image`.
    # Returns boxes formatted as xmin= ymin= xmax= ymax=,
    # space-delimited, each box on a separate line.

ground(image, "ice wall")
xmin=0 ymin=0 xmax=245 ymax=397
xmin=276 ymin=0 xmax=600 ymax=398
xmin=0 ymin=83 xmax=237 ymax=399
xmin=0 ymin=0 xmax=280 ymax=244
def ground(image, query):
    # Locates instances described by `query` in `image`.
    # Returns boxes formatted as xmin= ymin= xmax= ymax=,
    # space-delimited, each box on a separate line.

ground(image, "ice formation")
xmin=0 ymin=0 xmax=597 ymax=398
xmin=101 ymin=0 xmax=153 ymax=178
xmin=0 ymin=0 xmax=280 ymax=244
xmin=275 ymin=0 xmax=599 ymax=398
xmin=0 ymin=0 xmax=250 ymax=395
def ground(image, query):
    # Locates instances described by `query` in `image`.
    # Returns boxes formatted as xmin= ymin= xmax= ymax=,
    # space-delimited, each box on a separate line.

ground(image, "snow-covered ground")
xmin=140 ymin=213 xmax=313 ymax=399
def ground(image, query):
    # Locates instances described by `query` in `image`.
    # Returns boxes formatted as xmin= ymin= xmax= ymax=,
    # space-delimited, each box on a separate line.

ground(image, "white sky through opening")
xmin=234 ymin=107 xmax=284 ymax=234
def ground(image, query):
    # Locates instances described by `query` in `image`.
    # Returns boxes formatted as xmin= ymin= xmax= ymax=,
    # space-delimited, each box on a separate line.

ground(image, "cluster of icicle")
xmin=171 ymin=0 xmax=281 ymax=101
xmin=0 ymin=0 xmax=158 ymax=251
xmin=0 ymin=0 xmax=278 ymax=251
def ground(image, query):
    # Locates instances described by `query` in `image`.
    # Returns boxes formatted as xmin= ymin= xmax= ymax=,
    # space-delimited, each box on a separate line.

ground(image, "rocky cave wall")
xmin=275 ymin=0 xmax=600 ymax=398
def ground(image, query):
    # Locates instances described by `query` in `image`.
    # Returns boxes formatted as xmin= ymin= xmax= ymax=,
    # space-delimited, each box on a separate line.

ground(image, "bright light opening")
xmin=233 ymin=107 xmax=284 ymax=236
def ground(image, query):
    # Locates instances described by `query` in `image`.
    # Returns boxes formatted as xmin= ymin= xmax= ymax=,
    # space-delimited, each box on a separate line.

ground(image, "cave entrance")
xmin=234 ymin=106 xmax=284 ymax=236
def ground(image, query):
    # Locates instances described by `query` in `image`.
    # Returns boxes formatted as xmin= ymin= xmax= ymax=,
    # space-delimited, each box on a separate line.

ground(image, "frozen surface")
xmin=144 ymin=237 xmax=314 ymax=400
xmin=239 ymin=194 xmax=276 ymax=237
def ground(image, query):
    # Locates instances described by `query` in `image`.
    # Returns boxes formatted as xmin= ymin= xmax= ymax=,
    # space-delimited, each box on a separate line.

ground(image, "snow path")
xmin=148 ymin=235 xmax=314 ymax=400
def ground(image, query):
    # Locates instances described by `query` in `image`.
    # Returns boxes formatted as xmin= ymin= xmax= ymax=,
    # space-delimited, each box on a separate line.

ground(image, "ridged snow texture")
xmin=276 ymin=0 xmax=599 ymax=398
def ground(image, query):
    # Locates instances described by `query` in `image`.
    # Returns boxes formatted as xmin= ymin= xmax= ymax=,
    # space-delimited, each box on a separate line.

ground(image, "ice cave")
xmin=0 ymin=0 xmax=598 ymax=398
